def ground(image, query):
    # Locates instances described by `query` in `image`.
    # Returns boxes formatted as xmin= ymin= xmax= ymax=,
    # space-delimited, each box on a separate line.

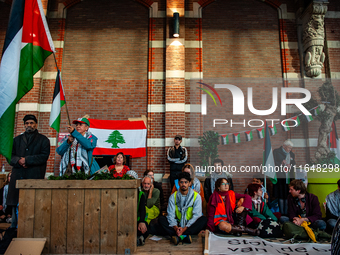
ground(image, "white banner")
xmin=208 ymin=233 xmax=331 ymax=255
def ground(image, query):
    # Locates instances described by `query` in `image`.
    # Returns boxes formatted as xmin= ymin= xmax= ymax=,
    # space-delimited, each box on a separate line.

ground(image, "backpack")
xmin=282 ymin=221 xmax=331 ymax=242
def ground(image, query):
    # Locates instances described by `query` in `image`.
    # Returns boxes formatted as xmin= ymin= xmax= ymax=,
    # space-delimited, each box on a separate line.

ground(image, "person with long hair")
xmin=109 ymin=152 xmax=130 ymax=178
xmin=207 ymin=178 xmax=259 ymax=236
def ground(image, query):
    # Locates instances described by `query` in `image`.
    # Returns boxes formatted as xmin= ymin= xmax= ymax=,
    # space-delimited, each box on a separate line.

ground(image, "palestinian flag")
xmin=221 ymin=134 xmax=229 ymax=145
xmin=257 ymin=128 xmax=265 ymax=139
xmin=245 ymin=131 xmax=253 ymax=142
xmin=89 ymin=119 xmax=147 ymax=157
xmin=0 ymin=0 xmax=55 ymax=161
xmin=49 ymin=71 xmax=65 ymax=132
xmin=281 ymin=121 xmax=290 ymax=131
xmin=269 ymin=125 xmax=277 ymax=135
xmin=233 ymin=133 xmax=241 ymax=143
xmin=291 ymin=116 xmax=300 ymax=127
xmin=263 ymin=122 xmax=277 ymax=184
xmin=328 ymin=122 xmax=340 ymax=164
xmin=313 ymin=106 xmax=321 ymax=116
xmin=305 ymin=113 xmax=313 ymax=122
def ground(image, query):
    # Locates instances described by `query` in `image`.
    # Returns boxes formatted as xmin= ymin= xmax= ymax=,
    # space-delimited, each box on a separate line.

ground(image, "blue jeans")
xmin=327 ymin=219 xmax=338 ymax=230
xmin=280 ymin=216 xmax=326 ymax=230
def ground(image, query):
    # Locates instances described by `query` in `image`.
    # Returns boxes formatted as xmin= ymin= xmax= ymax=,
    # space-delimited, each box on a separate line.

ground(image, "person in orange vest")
xmin=158 ymin=172 xmax=207 ymax=245
xmin=206 ymin=178 xmax=259 ymax=236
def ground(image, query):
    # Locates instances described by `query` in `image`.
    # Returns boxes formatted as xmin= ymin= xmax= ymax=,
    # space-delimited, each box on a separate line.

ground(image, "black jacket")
xmin=7 ymin=130 xmax=50 ymax=205
xmin=167 ymin=145 xmax=188 ymax=173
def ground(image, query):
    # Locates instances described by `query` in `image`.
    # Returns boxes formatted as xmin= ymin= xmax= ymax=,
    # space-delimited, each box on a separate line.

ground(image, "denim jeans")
xmin=327 ymin=218 xmax=338 ymax=230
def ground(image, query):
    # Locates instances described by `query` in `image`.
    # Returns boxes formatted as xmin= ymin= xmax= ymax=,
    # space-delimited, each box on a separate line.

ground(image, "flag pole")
xmin=53 ymin=52 xmax=71 ymax=126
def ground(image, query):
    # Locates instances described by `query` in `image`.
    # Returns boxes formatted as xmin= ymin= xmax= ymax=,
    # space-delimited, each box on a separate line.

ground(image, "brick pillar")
xmin=165 ymin=0 xmax=185 ymax=140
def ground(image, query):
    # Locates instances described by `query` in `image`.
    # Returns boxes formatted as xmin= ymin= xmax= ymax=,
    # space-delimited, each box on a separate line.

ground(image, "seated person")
xmin=247 ymin=183 xmax=280 ymax=228
xmin=280 ymin=179 xmax=326 ymax=230
xmin=57 ymin=116 xmax=100 ymax=175
xmin=207 ymin=178 xmax=259 ymax=236
xmin=158 ymin=172 xmax=207 ymax=245
xmin=325 ymin=179 xmax=340 ymax=230
xmin=140 ymin=176 xmax=160 ymax=224
xmin=108 ymin=152 xmax=130 ymax=177
xmin=0 ymin=172 xmax=12 ymax=223
xmin=245 ymin=174 xmax=269 ymax=203
xmin=171 ymin=163 xmax=204 ymax=200
xmin=204 ymin=159 xmax=233 ymax=203
xmin=144 ymin=170 xmax=165 ymax=212
xmin=137 ymin=187 xmax=148 ymax=246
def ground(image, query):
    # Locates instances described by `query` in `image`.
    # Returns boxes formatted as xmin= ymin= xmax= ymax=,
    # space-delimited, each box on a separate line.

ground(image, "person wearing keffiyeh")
xmin=158 ymin=172 xmax=207 ymax=245
xmin=57 ymin=116 xmax=100 ymax=175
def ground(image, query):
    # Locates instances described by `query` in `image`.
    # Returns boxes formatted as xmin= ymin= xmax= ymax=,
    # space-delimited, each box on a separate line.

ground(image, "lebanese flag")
xmin=89 ymin=119 xmax=147 ymax=158
xmin=49 ymin=70 xmax=65 ymax=132
xmin=0 ymin=0 xmax=55 ymax=161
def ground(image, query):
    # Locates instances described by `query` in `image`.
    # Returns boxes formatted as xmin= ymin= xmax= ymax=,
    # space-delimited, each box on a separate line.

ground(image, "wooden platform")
xmin=135 ymin=233 xmax=205 ymax=255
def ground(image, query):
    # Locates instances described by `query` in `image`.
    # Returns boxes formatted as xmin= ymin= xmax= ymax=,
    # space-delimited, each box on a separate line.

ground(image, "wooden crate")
xmin=16 ymin=179 xmax=140 ymax=254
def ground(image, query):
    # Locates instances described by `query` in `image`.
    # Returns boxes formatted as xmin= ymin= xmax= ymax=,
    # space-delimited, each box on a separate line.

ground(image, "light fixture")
xmin=173 ymin=12 xmax=179 ymax=38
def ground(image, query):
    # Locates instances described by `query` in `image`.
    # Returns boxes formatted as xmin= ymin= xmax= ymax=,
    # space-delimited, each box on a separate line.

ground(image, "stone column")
xmin=301 ymin=0 xmax=328 ymax=78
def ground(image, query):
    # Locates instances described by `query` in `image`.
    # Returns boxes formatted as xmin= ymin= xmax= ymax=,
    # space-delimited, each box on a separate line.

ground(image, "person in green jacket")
xmin=247 ymin=183 xmax=280 ymax=228
xmin=140 ymin=176 xmax=160 ymax=224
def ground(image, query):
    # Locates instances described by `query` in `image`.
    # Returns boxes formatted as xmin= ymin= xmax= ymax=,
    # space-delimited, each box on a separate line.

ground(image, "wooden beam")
xmin=16 ymin=179 xmax=140 ymax=189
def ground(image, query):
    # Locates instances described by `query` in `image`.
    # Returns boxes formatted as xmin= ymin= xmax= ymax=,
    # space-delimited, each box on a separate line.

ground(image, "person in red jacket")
xmin=206 ymin=178 xmax=259 ymax=236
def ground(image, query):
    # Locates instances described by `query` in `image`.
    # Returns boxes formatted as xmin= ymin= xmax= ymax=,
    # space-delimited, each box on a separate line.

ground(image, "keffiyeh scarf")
xmin=60 ymin=132 xmax=91 ymax=175
xmin=176 ymin=188 xmax=195 ymax=227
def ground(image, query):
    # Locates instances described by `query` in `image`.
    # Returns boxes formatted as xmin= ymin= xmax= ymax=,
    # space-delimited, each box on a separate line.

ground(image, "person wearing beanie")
xmin=8 ymin=114 xmax=50 ymax=228
xmin=57 ymin=115 xmax=100 ymax=175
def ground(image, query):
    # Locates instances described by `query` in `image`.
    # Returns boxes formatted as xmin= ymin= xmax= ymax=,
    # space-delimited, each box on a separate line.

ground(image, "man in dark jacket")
xmin=273 ymin=140 xmax=296 ymax=215
xmin=280 ymin=179 xmax=326 ymax=230
xmin=167 ymin=135 xmax=187 ymax=188
xmin=7 ymin=115 xmax=50 ymax=228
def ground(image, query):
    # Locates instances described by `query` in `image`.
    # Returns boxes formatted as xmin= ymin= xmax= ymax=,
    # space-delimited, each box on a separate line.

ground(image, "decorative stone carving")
xmin=301 ymin=1 xmax=328 ymax=78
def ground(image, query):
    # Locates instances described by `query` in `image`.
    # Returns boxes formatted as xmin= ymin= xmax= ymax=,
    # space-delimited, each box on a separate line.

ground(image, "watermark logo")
xmin=199 ymin=83 xmax=311 ymax=116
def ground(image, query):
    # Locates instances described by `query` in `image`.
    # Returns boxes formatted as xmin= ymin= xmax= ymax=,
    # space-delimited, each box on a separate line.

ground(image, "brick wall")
xmin=0 ymin=0 xmax=340 ymax=196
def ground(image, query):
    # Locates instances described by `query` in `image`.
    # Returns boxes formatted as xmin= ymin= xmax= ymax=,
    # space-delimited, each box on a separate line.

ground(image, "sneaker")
xmin=182 ymin=235 xmax=192 ymax=244
xmin=171 ymin=236 xmax=181 ymax=245
xmin=6 ymin=218 xmax=12 ymax=223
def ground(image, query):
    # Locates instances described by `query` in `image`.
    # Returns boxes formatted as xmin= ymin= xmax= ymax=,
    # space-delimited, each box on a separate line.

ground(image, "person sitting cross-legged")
xmin=158 ymin=172 xmax=207 ymax=245
xmin=247 ymin=183 xmax=280 ymax=228
xmin=280 ymin=179 xmax=326 ymax=230
xmin=206 ymin=178 xmax=259 ymax=236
